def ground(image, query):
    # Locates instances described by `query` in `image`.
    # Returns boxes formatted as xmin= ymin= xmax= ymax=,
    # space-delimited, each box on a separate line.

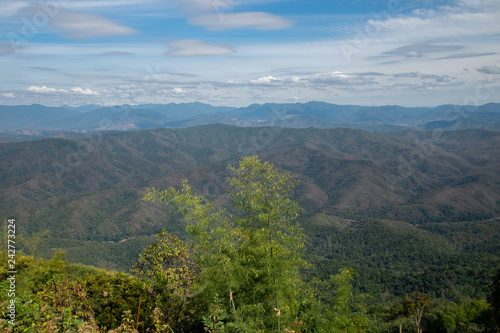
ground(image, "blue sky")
xmin=0 ymin=0 xmax=499 ymax=107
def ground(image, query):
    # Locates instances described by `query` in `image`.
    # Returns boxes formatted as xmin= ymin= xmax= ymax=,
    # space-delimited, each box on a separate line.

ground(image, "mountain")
xmin=1 ymin=125 xmax=499 ymax=299
xmin=0 ymin=104 xmax=81 ymax=130
xmin=3 ymin=125 xmax=500 ymax=235
xmin=1 ymin=102 xmax=499 ymax=140
xmin=46 ymin=106 xmax=169 ymax=131
xmin=61 ymin=104 xmax=103 ymax=113
xmin=419 ymin=103 xmax=500 ymax=130
xmin=0 ymin=102 xmax=235 ymax=133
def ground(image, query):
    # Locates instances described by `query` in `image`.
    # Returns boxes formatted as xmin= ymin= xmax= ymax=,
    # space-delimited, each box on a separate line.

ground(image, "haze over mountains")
xmin=1 ymin=102 xmax=500 ymax=141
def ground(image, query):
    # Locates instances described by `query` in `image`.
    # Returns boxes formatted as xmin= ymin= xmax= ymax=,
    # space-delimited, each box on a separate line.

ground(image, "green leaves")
xmin=322 ymin=268 xmax=371 ymax=332
xmin=228 ymin=156 xmax=299 ymax=225
xmin=144 ymin=156 xmax=308 ymax=332
xmin=132 ymin=230 xmax=196 ymax=291
xmin=402 ymin=292 xmax=431 ymax=333
xmin=131 ymin=230 xmax=200 ymax=331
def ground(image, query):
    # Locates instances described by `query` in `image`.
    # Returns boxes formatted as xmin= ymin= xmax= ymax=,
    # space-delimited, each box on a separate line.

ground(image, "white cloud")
xmin=191 ymin=12 xmax=292 ymax=30
xmin=28 ymin=85 xmax=67 ymax=93
xmin=171 ymin=87 xmax=186 ymax=94
xmin=167 ymin=39 xmax=234 ymax=57
xmin=28 ymin=85 xmax=99 ymax=95
xmin=250 ymin=76 xmax=282 ymax=84
xmin=173 ymin=0 xmax=293 ymax=31
xmin=70 ymin=87 xmax=99 ymax=95
xmin=39 ymin=7 xmax=138 ymax=38
xmin=361 ymin=2 xmax=500 ymax=44
xmin=1 ymin=92 xmax=15 ymax=98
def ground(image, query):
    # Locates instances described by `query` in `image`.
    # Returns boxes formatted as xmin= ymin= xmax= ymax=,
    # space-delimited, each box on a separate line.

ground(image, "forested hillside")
xmin=1 ymin=125 xmax=499 ymax=304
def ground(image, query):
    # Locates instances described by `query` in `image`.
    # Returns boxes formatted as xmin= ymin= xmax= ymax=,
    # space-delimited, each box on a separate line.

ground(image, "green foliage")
xmin=426 ymin=298 xmax=491 ymax=332
xmin=202 ymin=294 xmax=237 ymax=333
xmin=85 ymin=271 xmax=154 ymax=331
xmin=0 ymin=252 xmax=102 ymax=332
xmin=132 ymin=230 xmax=196 ymax=291
xmin=131 ymin=229 xmax=198 ymax=331
xmin=26 ymin=251 xmax=70 ymax=293
xmin=112 ymin=310 xmax=139 ymax=333
xmin=403 ymin=292 xmax=432 ymax=333
xmin=305 ymin=216 xmax=499 ymax=300
xmin=0 ymin=251 xmax=197 ymax=332
xmin=0 ymin=250 xmax=104 ymax=296
xmin=36 ymin=275 xmax=99 ymax=332
xmin=227 ymin=156 xmax=309 ymax=331
xmin=144 ymin=156 xmax=309 ymax=332
xmin=313 ymin=268 xmax=371 ymax=332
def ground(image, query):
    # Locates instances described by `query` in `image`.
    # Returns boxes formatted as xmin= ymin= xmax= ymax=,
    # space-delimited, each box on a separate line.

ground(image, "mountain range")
xmin=1 ymin=102 xmax=500 ymax=142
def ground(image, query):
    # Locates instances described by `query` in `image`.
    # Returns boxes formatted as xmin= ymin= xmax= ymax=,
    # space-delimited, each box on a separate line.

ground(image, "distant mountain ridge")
xmin=1 ymin=102 xmax=499 ymax=140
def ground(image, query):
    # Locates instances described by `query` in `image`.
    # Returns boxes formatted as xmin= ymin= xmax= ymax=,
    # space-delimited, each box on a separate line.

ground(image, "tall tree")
xmin=403 ymin=292 xmax=431 ymax=333
xmin=144 ymin=156 xmax=308 ymax=332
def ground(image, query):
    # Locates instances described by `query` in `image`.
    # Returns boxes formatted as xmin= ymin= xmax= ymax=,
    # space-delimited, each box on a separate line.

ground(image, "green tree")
xmin=427 ymin=298 xmax=490 ymax=332
xmin=319 ymin=268 xmax=371 ymax=332
xmin=403 ymin=292 xmax=431 ymax=333
xmin=144 ymin=156 xmax=309 ymax=332
xmin=132 ymin=229 xmax=198 ymax=331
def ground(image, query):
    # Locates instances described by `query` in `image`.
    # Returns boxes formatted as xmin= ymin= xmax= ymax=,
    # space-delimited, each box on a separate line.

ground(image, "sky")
xmin=0 ymin=0 xmax=499 ymax=107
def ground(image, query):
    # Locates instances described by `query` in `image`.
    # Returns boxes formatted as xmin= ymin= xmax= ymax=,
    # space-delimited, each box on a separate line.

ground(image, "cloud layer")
xmin=29 ymin=85 xmax=99 ymax=95
xmin=190 ymin=12 xmax=293 ymax=30
xmin=20 ymin=5 xmax=138 ymax=39
xmin=167 ymin=39 xmax=234 ymax=57
xmin=0 ymin=0 xmax=498 ymax=107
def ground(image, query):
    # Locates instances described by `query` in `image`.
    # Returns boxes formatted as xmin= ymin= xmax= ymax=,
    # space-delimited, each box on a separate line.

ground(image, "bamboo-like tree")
xmin=144 ymin=156 xmax=308 ymax=332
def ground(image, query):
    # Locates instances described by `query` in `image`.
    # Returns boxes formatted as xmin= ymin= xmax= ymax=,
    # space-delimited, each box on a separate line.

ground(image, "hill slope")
xmin=1 ymin=125 xmax=499 ymax=296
